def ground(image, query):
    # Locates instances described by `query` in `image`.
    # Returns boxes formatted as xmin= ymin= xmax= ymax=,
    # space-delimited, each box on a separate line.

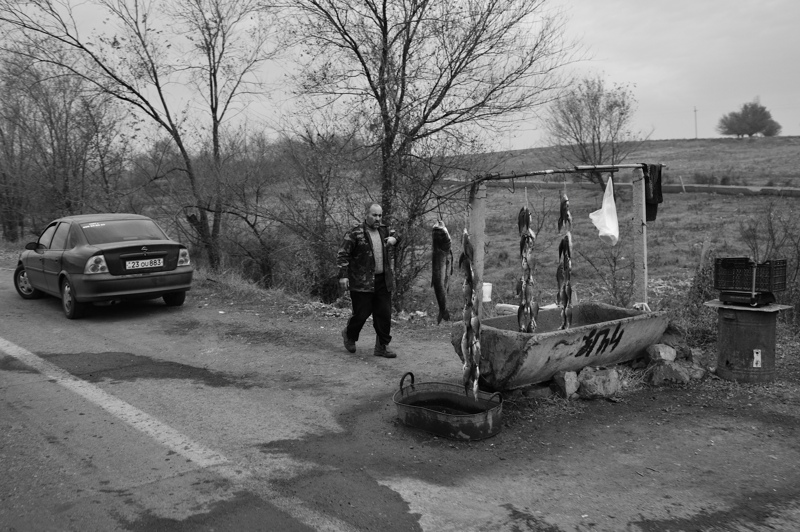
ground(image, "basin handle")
xmin=489 ymin=392 xmax=503 ymax=405
xmin=400 ymin=371 xmax=415 ymax=393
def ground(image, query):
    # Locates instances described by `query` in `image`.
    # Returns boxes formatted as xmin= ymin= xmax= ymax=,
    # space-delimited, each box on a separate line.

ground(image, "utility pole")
xmin=694 ymin=106 xmax=698 ymax=139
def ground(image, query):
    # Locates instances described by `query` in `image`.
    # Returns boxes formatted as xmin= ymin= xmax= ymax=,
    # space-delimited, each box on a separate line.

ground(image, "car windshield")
xmin=79 ymin=219 xmax=168 ymax=245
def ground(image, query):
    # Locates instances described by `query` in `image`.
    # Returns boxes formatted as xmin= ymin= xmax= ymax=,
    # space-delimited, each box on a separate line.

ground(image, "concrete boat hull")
xmin=451 ymin=301 xmax=669 ymax=391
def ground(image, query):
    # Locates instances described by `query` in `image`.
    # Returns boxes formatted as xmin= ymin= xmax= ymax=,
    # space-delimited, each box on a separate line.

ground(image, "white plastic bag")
xmin=589 ymin=175 xmax=619 ymax=246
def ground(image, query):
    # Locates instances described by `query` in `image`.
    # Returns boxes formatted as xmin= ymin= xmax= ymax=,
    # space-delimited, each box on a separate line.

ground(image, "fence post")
xmin=631 ymin=167 xmax=649 ymax=309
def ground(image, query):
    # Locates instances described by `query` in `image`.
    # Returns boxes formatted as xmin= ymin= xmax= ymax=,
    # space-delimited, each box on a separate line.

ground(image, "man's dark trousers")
xmin=346 ymin=273 xmax=392 ymax=346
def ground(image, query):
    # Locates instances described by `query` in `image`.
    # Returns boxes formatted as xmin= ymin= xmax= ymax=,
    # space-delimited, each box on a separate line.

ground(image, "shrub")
xmin=578 ymin=218 xmax=636 ymax=307
xmin=656 ymin=248 xmax=719 ymax=349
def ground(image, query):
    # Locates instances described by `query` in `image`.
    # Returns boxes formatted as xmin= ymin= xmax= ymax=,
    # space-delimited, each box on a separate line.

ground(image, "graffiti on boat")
xmin=573 ymin=322 xmax=624 ymax=358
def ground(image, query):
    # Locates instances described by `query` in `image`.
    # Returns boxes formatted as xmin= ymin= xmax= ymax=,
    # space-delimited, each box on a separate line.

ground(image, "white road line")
xmin=0 ymin=335 xmax=360 ymax=531
xmin=0 ymin=336 xmax=228 ymax=468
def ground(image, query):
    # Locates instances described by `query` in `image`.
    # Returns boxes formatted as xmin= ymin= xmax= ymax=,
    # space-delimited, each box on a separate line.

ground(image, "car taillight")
xmin=84 ymin=255 xmax=109 ymax=274
xmin=178 ymin=249 xmax=191 ymax=266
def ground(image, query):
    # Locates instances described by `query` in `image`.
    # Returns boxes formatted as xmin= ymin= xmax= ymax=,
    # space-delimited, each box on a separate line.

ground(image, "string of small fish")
xmin=430 ymin=181 xmax=577 ymax=398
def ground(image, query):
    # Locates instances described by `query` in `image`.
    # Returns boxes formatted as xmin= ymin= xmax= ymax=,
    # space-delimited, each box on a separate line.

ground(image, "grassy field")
xmin=471 ymin=136 xmax=800 ymax=188
xmin=409 ymin=136 xmax=800 ymax=321
xmin=414 ymin=185 xmax=797 ymax=314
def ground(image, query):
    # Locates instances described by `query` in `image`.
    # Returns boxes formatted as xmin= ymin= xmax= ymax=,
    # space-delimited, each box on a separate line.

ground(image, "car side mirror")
xmin=25 ymin=242 xmax=39 ymax=251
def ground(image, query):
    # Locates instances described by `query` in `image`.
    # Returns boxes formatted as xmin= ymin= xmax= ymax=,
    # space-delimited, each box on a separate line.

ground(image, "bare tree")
xmin=0 ymin=61 xmax=33 ymax=241
xmin=0 ymin=55 xmax=132 ymax=235
xmin=289 ymin=0 xmax=573 ymax=212
xmin=543 ymin=75 xmax=648 ymax=189
xmin=0 ymin=0 xmax=278 ymax=269
xmin=284 ymin=0 xmax=574 ymax=304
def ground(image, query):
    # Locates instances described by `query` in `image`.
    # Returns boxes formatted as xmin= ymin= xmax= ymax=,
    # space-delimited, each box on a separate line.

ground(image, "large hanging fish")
xmin=431 ymin=220 xmax=453 ymax=324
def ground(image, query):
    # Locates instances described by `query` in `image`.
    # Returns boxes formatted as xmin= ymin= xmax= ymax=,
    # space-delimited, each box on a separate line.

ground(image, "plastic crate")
xmin=713 ymin=257 xmax=787 ymax=293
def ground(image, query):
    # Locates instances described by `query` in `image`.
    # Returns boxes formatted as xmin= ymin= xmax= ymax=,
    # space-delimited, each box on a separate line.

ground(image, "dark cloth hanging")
xmin=642 ymin=163 xmax=663 ymax=221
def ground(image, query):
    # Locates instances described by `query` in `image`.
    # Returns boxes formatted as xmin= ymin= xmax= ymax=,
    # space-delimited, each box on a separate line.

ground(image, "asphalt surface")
xmin=3 ymin=260 xmax=800 ymax=532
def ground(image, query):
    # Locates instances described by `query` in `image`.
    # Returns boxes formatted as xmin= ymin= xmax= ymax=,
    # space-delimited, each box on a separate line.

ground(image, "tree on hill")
xmin=717 ymin=99 xmax=782 ymax=138
xmin=543 ymin=76 xmax=649 ymax=190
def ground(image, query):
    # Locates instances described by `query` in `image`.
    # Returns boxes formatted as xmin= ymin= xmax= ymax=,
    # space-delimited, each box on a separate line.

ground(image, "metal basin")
xmin=392 ymin=372 xmax=503 ymax=441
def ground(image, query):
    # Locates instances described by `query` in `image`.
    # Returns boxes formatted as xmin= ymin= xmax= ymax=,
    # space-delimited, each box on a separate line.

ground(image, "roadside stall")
xmin=395 ymin=163 xmax=670 ymax=440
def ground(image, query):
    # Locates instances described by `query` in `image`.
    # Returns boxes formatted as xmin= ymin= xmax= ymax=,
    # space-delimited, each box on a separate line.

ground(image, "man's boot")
xmin=373 ymin=338 xmax=397 ymax=358
xmin=342 ymin=328 xmax=356 ymax=353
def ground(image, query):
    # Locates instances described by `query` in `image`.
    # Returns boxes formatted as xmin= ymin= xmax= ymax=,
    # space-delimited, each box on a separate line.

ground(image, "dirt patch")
xmin=176 ymin=275 xmax=800 ymax=530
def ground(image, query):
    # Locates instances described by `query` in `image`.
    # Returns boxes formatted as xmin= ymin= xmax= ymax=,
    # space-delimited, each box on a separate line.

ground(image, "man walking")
xmin=337 ymin=203 xmax=399 ymax=358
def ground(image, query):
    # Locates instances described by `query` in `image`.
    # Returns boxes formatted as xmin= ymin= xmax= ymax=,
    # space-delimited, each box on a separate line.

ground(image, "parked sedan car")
xmin=13 ymin=213 xmax=194 ymax=319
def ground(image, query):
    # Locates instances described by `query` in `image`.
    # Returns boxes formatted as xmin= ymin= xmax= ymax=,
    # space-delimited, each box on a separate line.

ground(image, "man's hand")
xmin=339 ymin=278 xmax=350 ymax=292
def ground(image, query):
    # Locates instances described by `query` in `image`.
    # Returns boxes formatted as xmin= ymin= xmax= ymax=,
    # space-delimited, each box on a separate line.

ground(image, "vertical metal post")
xmin=469 ymin=182 xmax=487 ymax=318
xmin=631 ymin=167 xmax=649 ymax=309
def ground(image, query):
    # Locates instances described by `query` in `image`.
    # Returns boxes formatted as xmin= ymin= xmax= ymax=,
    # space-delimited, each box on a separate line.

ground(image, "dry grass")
xmin=475 ymin=136 xmax=800 ymax=187
xmin=407 ymin=183 xmax=797 ymax=321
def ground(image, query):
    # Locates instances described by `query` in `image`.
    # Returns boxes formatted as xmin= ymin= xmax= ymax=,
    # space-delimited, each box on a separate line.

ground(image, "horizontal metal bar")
xmin=474 ymin=163 xmax=667 ymax=183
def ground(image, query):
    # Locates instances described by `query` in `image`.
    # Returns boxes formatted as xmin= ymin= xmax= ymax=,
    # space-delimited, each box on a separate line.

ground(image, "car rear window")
xmin=79 ymin=219 xmax=169 ymax=245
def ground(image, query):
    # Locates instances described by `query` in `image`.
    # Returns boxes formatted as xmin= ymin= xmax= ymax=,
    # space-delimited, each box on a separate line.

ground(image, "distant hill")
xmin=472 ymin=136 xmax=800 ymax=187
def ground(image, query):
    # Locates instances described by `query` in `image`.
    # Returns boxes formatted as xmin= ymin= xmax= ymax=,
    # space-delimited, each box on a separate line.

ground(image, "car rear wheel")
xmin=163 ymin=291 xmax=186 ymax=307
xmin=14 ymin=264 xmax=43 ymax=299
xmin=61 ymin=278 xmax=86 ymax=319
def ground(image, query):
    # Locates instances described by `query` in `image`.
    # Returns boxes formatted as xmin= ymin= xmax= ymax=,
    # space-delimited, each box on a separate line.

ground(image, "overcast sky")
xmin=505 ymin=0 xmax=800 ymax=150
xmin=70 ymin=1 xmax=799 ymax=151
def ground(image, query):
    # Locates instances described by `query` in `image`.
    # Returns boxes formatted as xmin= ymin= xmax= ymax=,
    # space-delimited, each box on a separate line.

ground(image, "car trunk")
xmin=96 ymin=241 xmax=183 ymax=275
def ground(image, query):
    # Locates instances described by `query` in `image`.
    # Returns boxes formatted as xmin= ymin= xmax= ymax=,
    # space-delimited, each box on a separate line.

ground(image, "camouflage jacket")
xmin=337 ymin=222 xmax=399 ymax=292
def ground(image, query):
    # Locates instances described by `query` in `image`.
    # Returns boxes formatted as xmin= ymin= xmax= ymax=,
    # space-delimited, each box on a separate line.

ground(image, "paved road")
xmin=4 ymin=262 xmax=800 ymax=532
xmin=0 ymin=269 xmax=365 ymax=531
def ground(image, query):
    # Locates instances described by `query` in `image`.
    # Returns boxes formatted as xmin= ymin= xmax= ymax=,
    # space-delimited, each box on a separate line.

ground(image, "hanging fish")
xmin=523 ymin=276 xmax=535 ymax=306
xmin=463 ymin=311 xmax=481 ymax=398
xmin=431 ymin=220 xmax=453 ymax=324
xmin=462 ymin=303 xmax=473 ymax=327
xmin=463 ymin=359 xmax=479 ymax=398
xmin=517 ymin=206 xmax=532 ymax=237
xmin=558 ymin=232 xmax=572 ymax=263
xmin=517 ymin=302 xmax=530 ymax=333
xmin=470 ymin=308 xmax=481 ymax=339
xmin=461 ymin=228 xmax=474 ymax=265
xmin=558 ymin=189 xmax=572 ymax=232
xmin=558 ymin=281 xmax=573 ymax=330
xmin=466 ymin=342 xmax=480 ymax=398
xmin=458 ymin=253 xmax=473 ymax=284
xmin=556 ymin=262 xmax=573 ymax=330
xmin=460 ymin=325 xmax=472 ymax=366
xmin=519 ymin=227 xmax=536 ymax=276
xmin=461 ymin=315 xmax=480 ymax=398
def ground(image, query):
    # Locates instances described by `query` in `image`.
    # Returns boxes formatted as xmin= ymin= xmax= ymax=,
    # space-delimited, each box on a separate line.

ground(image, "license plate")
xmin=126 ymin=258 xmax=163 ymax=270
